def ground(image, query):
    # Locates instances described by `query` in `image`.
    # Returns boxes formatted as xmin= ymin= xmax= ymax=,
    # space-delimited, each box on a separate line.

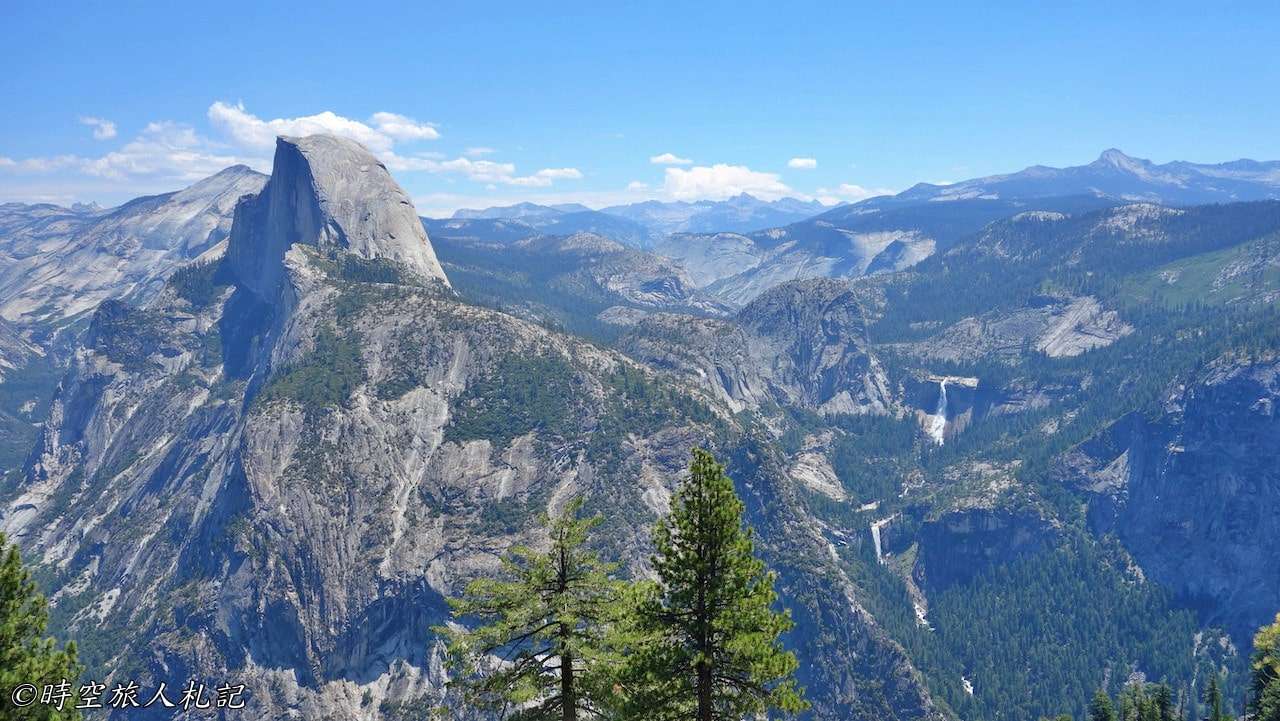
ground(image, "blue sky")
xmin=2 ymin=1 xmax=1277 ymax=215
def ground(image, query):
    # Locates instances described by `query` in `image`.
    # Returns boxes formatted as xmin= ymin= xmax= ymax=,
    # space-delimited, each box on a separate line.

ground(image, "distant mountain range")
xmin=447 ymin=193 xmax=831 ymax=243
xmin=654 ymin=149 xmax=1280 ymax=305
xmin=884 ymin=148 xmax=1280 ymax=206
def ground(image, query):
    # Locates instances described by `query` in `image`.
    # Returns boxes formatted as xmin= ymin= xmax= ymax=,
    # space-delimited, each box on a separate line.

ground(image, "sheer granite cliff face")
xmin=1056 ymin=354 xmax=1280 ymax=642
xmin=226 ymin=135 xmax=448 ymax=302
xmin=2 ymin=136 xmax=948 ymax=721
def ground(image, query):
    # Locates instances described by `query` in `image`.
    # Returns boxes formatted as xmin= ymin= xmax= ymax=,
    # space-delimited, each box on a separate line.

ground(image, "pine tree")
xmin=1091 ymin=690 xmax=1118 ymax=721
xmin=0 ymin=532 xmax=81 ymax=719
xmin=438 ymin=499 xmax=626 ymax=721
xmin=621 ymin=448 xmax=806 ymax=721
xmin=1203 ymin=674 xmax=1229 ymax=721
xmin=1153 ymin=684 xmax=1177 ymax=721
xmin=1251 ymin=613 xmax=1280 ymax=721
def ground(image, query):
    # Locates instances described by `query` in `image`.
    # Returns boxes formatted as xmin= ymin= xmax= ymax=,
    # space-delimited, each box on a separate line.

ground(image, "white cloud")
xmin=664 ymin=164 xmax=795 ymax=201
xmin=383 ymin=155 xmax=582 ymax=188
xmin=80 ymin=121 xmax=249 ymax=181
xmin=506 ymin=167 xmax=584 ymax=187
xmin=204 ymin=103 xmax=582 ymax=188
xmin=370 ymin=111 xmax=440 ymax=141
xmin=815 ymin=183 xmax=894 ymax=204
xmin=525 ymin=167 xmax=583 ymax=181
xmin=650 ymin=152 xmax=692 ymax=166
xmin=626 ymin=180 xmax=649 ymax=191
xmin=2 ymin=101 xmax=585 ymax=204
xmin=787 ymin=157 xmax=817 ymax=169
xmin=207 ymin=101 xmax=403 ymax=153
xmin=79 ymin=116 xmax=117 ymax=140
xmin=0 ymin=121 xmax=252 ymax=185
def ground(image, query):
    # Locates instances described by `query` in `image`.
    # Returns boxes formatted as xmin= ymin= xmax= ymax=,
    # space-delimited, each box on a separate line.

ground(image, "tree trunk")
xmin=697 ymin=659 xmax=713 ymax=721
xmin=558 ymin=532 xmax=576 ymax=721
xmin=562 ymin=632 xmax=576 ymax=721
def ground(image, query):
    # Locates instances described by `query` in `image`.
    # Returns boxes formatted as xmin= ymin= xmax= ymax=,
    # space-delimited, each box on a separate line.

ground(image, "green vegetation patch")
xmin=445 ymin=352 xmax=578 ymax=448
xmin=843 ymin=536 xmax=1240 ymax=721
xmin=168 ymin=259 xmax=230 ymax=309
xmin=259 ymin=325 xmax=366 ymax=410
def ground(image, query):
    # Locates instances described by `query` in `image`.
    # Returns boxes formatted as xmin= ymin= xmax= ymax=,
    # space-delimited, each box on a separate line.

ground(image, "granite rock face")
xmin=0 ymin=166 xmax=266 ymax=329
xmin=620 ymin=278 xmax=893 ymax=415
xmin=1056 ymin=354 xmax=1280 ymax=642
xmin=227 ymin=135 xmax=448 ymax=301
xmin=896 ymin=295 xmax=1133 ymax=363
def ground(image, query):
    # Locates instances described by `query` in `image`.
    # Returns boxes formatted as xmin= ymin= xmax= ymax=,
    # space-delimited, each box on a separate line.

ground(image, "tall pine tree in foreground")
xmin=438 ymin=500 xmax=626 ymax=721
xmin=1203 ymin=673 xmax=1231 ymax=721
xmin=0 ymin=532 xmax=81 ymax=719
xmin=622 ymin=448 xmax=806 ymax=721
xmin=1252 ymin=613 xmax=1280 ymax=721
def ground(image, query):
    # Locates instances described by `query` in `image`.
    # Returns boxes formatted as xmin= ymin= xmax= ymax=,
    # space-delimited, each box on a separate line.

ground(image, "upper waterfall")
xmin=927 ymin=379 xmax=948 ymax=445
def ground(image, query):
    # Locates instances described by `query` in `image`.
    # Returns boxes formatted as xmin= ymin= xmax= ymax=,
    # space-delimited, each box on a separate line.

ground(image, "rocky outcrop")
xmin=226 ymin=135 xmax=448 ymax=301
xmin=654 ymin=232 xmax=764 ymax=287
xmin=897 ymin=295 xmax=1132 ymax=363
xmin=913 ymin=509 xmax=1052 ymax=590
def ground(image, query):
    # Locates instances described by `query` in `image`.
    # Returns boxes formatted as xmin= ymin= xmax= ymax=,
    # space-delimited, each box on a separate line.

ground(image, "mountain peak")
xmin=226 ymin=134 xmax=449 ymax=300
xmin=1093 ymin=148 xmax=1149 ymax=172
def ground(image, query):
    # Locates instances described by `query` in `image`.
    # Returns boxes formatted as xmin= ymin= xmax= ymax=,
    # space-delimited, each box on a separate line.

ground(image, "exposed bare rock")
xmin=898 ymin=295 xmax=1132 ymax=362
xmin=620 ymin=278 xmax=893 ymax=415
xmin=1054 ymin=353 xmax=1280 ymax=642
xmin=0 ymin=166 xmax=266 ymax=328
xmin=226 ymin=135 xmax=448 ymax=301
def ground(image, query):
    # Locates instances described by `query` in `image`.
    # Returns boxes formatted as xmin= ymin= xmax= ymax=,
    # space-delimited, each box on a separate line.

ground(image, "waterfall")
xmin=927 ymin=379 xmax=947 ymax=445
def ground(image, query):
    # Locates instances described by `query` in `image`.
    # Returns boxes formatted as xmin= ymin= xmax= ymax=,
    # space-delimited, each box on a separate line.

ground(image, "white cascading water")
xmin=927 ymin=380 xmax=947 ymax=445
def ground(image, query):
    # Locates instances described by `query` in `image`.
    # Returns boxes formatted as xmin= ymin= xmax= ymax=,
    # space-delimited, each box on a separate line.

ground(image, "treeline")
xmin=869 ymin=200 xmax=1280 ymax=342
xmin=435 ymin=448 xmax=806 ymax=721
xmin=1062 ymin=612 xmax=1280 ymax=721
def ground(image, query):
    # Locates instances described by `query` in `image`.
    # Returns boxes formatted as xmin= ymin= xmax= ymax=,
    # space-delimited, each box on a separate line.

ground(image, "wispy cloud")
xmin=386 ymin=155 xmax=583 ymax=187
xmin=0 ymin=102 xmax=586 ymax=203
xmin=649 ymin=152 xmax=692 ymax=166
xmin=79 ymin=116 xmax=117 ymax=140
xmin=369 ymin=111 xmax=440 ymax=141
xmin=787 ymin=157 xmax=817 ymax=169
xmin=0 ymin=121 xmax=251 ymax=187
